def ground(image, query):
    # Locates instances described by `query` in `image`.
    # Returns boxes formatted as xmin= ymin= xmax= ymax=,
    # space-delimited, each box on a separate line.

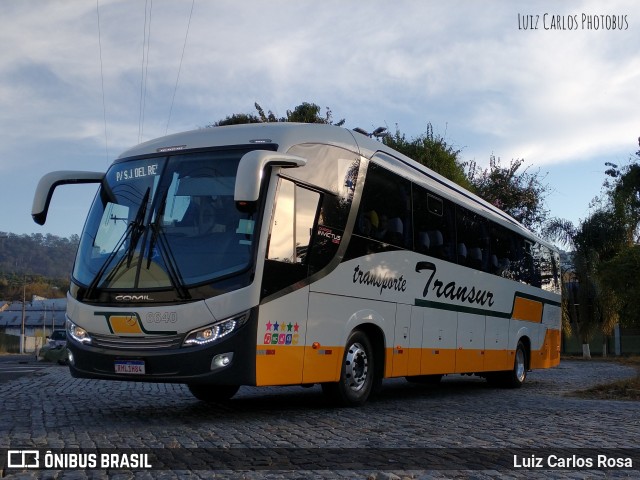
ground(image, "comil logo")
xmin=115 ymin=294 xmax=153 ymax=301
xmin=8 ymin=450 xmax=39 ymax=468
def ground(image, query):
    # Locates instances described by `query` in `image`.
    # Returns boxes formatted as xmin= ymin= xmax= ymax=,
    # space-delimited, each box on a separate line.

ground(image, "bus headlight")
xmin=183 ymin=312 xmax=249 ymax=347
xmin=66 ymin=319 xmax=92 ymax=345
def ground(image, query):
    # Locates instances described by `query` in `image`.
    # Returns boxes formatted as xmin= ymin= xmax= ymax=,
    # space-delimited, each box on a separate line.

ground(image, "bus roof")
xmin=119 ymin=123 xmax=553 ymax=250
xmin=119 ymin=122 xmax=361 ymax=159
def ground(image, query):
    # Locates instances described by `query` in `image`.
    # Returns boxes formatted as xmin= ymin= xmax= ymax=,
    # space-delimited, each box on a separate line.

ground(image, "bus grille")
xmin=90 ymin=333 xmax=184 ymax=350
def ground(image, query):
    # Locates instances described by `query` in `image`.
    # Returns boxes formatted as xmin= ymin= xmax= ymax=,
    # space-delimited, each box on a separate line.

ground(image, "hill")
xmin=0 ymin=232 xmax=78 ymax=300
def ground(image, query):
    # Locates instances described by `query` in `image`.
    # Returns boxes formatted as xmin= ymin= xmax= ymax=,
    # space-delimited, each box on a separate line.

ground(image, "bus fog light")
xmin=211 ymin=352 xmax=234 ymax=371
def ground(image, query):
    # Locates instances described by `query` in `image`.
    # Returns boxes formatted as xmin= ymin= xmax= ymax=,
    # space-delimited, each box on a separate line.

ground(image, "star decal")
xmin=265 ymin=321 xmax=272 ymax=331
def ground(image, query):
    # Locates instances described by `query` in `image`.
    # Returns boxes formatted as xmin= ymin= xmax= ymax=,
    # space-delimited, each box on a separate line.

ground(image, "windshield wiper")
xmin=84 ymin=189 xmax=150 ymax=298
xmin=126 ymin=187 xmax=151 ymax=267
xmin=146 ymin=190 xmax=190 ymax=300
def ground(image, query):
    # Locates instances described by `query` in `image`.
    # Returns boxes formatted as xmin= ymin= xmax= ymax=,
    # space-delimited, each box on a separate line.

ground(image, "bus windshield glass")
xmin=73 ymin=149 xmax=260 ymax=292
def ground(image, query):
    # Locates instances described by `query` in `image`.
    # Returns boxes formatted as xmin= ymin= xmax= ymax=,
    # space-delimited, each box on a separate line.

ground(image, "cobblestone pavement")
xmin=0 ymin=359 xmax=638 ymax=479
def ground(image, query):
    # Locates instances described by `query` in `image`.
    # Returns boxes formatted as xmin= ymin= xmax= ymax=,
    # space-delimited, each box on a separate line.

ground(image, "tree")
xmin=599 ymin=246 xmax=640 ymax=327
xmin=603 ymin=140 xmax=640 ymax=244
xmin=383 ymin=123 xmax=473 ymax=191
xmin=211 ymin=102 xmax=344 ymax=127
xmin=0 ymin=232 xmax=77 ymax=300
xmin=466 ymin=156 xmax=549 ymax=232
xmin=544 ymin=209 xmax=626 ymax=358
xmin=593 ymin=137 xmax=640 ymax=328
xmin=213 ymin=112 xmax=262 ymax=126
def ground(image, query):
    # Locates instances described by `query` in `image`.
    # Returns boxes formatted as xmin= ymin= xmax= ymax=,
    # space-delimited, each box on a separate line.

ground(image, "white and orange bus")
xmin=32 ymin=123 xmax=561 ymax=406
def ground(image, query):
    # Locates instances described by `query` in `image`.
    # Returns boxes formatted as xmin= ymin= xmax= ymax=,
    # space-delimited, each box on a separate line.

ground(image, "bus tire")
xmin=487 ymin=341 xmax=528 ymax=388
xmin=187 ymin=384 xmax=239 ymax=402
xmin=322 ymin=330 xmax=375 ymax=407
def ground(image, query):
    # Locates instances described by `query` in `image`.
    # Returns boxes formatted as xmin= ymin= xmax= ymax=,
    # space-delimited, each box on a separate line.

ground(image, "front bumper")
xmin=67 ymin=310 xmax=258 ymax=385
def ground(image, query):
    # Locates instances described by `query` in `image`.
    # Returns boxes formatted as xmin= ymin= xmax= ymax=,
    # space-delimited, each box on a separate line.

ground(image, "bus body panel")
xmin=407 ymin=307 xmax=424 ymax=376
xmin=255 ymin=286 xmax=309 ymax=386
xmin=391 ymin=303 xmax=412 ymax=377
xmin=484 ymin=316 xmax=510 ymax=371
xmin=303 ymin=292 xmax=394 ymax=383
xmin=309 ymin=250 xmax=560 ymax=376
xmin=419 ymin=308 xmax=457 ymax=375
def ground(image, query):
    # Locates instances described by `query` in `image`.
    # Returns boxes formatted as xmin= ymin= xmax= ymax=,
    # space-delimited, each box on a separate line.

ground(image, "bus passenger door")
xmin=256 ymin=179 xmax=320 ymax=386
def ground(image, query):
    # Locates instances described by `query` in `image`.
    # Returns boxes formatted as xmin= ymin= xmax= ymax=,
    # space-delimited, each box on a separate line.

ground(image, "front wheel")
xmin=322 ymin=330 xmax=375 ymax=407
xmin=187 ymin=384 xmax=239 ymax=402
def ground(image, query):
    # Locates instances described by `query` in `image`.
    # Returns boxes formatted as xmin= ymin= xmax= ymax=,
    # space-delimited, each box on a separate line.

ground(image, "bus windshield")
xmin=73 ymin=149 xmax=260 ymax=294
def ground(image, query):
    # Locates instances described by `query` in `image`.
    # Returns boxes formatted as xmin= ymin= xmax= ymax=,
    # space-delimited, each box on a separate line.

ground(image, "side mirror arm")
xmin=32 ymin=171 xmax=104 ymax=225
xmin=234 ymin=151 xmax=306 ymax=208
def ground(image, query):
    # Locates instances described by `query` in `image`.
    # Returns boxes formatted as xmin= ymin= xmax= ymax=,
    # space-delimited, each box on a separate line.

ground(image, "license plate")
xmin=114 ymin=360 xmax=146 ymax=375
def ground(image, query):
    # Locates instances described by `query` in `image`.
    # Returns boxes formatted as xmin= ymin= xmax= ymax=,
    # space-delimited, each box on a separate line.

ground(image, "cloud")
xmin=1 ymin=0 xmax=639 ymax=236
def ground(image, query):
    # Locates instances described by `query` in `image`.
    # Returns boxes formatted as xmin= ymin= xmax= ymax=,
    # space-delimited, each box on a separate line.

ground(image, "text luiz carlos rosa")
xmin=514 ymin=454 xmax=632 ymax=469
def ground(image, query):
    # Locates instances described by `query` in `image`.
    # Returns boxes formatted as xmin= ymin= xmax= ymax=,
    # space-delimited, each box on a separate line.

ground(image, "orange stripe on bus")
xmin=302 ymin=346 xmax=343 ymax=384
xmin=255 ymin=345 xmax=305 ymax=386
xmin=530 ymin=329 xmax=561 ymax=369
xmin=255 ymin=329 xmax=560 ymax=385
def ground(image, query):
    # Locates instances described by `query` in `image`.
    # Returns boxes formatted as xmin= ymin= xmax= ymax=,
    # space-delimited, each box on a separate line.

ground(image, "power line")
xmin=96 ymin=0 xmax=109 ymax=161
xmin=138 ymin=0 xmax=153 ymax=144
xmin=166 ymin=0 xmax=195 ymax=136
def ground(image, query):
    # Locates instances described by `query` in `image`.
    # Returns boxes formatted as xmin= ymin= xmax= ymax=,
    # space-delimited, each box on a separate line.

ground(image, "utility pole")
xmin=20 ymin=279 xmax=26 ymax=354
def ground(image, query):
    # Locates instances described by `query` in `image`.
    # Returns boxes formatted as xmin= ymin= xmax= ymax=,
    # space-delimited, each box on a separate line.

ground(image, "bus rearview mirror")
xmin=32 ymin=171 xmax=104 ymax=225
xmin=234 ymin=150 xmax=307 ymax=206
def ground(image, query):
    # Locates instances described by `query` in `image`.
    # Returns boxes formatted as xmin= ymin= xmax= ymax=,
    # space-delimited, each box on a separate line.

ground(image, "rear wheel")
xmin=187 ymin=384 xmax=239 ymax=402
xmin=322 ymin=330 xmax=375 ymax=407
xmin=487 ymin=340 xmax=528 ymax=388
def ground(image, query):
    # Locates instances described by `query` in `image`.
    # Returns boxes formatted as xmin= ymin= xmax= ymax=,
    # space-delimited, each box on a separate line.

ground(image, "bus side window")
xmin=536 ymin=244 xmax=558 ymax=292
xmin=349 ymin=162 xmax=411 ymax=257
xmin=413 ymin=186 xmax=455 ymax=262
xmin=456 ymin=206 xmax=489 ymax=271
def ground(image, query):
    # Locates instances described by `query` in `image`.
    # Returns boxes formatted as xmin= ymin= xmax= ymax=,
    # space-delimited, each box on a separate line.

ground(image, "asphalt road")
xmin=0 ymin=359 xmax=638 ymax=479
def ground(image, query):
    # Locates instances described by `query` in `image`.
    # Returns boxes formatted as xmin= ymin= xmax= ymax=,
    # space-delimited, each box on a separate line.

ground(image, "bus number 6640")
xmin=146 ymin=312 xmax=178 ymax=323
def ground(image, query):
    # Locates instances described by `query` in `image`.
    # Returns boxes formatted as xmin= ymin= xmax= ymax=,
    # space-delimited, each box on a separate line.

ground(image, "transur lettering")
xmin=415 ymin=261 xmax=495 ymax=307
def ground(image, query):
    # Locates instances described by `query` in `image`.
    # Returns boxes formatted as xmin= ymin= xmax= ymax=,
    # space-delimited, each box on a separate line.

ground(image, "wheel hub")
xmin=515 ymin=348 xmax=526 ymax=382
xmin=345 ymin=342 xmax=368 ymax=392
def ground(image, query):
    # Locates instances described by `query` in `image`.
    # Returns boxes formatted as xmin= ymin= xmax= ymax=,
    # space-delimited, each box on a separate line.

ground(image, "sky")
xmin=1 ymin=0 xmax=638 ymax=239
